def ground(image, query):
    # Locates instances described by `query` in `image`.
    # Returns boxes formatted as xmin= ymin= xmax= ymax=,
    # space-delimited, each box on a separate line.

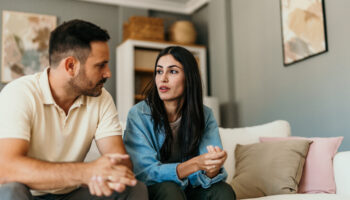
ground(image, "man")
xmin=0 ymin=19 xmax=147 ymax=200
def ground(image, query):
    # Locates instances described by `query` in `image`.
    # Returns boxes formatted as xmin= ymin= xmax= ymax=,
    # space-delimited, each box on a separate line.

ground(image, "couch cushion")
xmin=243 ymin=194 xmax=348 ymax=200
xmin=219 ymin=120 xmax=291 ymax=182
xmin=260 ymin=136 xmax=343 ymax=194
xmin=231 ymin=140 xmax=311 ymax=199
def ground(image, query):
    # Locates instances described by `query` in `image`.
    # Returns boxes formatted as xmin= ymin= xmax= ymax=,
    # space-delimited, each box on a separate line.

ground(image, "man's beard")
xmin=69 ymin=68 xmax=107 ymax=97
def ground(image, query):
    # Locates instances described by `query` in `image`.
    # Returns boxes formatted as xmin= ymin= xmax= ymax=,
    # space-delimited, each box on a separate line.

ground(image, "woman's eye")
xmin=170 ymin=70 xmax=178 ymax=74
xmin=156 ymin=70 xmax=163 ymax=74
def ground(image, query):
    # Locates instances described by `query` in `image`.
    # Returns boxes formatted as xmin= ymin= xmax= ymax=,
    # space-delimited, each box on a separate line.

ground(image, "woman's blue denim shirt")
xmin=123 ymin=101 xmax=227 ymax=189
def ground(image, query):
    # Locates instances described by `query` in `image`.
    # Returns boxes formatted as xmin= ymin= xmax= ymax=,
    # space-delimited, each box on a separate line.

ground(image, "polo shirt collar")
xmin=39 ymin=67 xmax=86 ymax=107
xmin=39 ymin=67 xmax=55 ymax=105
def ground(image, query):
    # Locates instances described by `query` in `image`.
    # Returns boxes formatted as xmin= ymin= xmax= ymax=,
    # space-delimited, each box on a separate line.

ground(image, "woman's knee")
xmin=148 ymin=182 xmax=185 ymax=200
xmin=210 ymin=181 xmax=236 ymax=200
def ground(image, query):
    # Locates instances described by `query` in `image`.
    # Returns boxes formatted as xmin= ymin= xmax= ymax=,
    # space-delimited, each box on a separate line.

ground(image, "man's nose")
xmin=103 ymin=66 xmax=111 ymax=78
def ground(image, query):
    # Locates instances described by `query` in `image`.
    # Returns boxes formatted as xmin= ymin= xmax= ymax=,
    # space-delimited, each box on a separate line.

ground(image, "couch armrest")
xmin=334 ymin=151 xmax=350 ymax=195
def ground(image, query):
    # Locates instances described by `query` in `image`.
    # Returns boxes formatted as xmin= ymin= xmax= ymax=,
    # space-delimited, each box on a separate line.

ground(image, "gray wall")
xmin=0 ymin=0 xmax=192 ymax=104
xmin=0 ymin=0 xmax=121 ymax=100
xmin=230 ymin=0 xmax=350 ymax=150
xmin=191 ymin=0 xmax=238 ymax=128
xmin=0 ymin=0 xmax=152 ymax=103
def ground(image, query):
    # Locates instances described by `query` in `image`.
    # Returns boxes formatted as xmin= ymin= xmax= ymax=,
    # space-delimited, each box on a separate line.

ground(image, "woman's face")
xmin=155 ymin=54 xmax=185 ymax=103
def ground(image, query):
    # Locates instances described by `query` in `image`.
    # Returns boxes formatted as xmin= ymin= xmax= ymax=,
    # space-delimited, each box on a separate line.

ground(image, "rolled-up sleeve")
xmin=187 ymin=107 xmax=228 ymax=188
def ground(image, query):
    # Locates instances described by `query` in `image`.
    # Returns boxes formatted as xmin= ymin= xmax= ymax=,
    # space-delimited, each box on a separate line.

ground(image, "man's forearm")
xmin=0 ymin=156 xmax=90 ymax=190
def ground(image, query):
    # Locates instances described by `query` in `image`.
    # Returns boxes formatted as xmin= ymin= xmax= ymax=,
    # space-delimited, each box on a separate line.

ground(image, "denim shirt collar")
xmin=140 ymin=101 xmax=152 ymax=116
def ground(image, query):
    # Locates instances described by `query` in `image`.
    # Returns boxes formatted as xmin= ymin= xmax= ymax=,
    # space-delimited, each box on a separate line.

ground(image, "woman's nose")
xmin=160 ymin=73 xmax=168 ymax=82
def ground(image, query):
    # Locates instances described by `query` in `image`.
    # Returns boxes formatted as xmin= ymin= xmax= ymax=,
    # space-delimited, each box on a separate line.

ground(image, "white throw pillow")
xmin=219 ymin=120 xmax=291 ymax=182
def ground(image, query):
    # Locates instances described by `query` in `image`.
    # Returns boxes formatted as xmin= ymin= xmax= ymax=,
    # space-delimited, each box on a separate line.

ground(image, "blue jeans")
xmin=0 ymin=181 xmax=147 ymax=200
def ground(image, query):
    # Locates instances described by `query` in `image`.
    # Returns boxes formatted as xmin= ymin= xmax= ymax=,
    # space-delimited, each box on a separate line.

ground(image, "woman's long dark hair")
xmin=144 ymin=46 xmax=205 ymax=162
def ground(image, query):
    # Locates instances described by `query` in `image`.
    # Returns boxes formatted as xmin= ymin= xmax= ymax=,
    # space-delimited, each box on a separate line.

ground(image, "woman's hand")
xmin=176 ymin=146 xmax=227 ymax=179
xmin=195 ymin=149 xmax=226 ymax=172
xmin=204 ymin=146 xmax=227 ymax=178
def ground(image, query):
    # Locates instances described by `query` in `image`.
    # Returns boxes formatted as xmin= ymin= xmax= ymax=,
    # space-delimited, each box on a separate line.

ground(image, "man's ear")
xmin=64 ymin=57 xmax=79 ymax=76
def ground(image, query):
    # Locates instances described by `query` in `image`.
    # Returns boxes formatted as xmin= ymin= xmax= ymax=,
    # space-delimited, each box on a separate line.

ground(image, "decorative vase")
xmin=169 ymin=20 xmax=197 ymax=44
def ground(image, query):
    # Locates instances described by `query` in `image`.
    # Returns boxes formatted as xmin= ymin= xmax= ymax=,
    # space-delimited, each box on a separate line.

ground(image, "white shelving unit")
xmin=116 ymin=39 xmax=207 ymax=122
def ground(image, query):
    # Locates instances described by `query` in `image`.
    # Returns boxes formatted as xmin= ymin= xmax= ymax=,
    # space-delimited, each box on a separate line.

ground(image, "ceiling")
xmin=78 ymin=0 xmax=210 ymax=14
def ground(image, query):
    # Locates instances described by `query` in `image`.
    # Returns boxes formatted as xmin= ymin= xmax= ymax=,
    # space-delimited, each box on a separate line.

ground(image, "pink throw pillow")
xmin=259 ymin=136 xmax=343 ymax=194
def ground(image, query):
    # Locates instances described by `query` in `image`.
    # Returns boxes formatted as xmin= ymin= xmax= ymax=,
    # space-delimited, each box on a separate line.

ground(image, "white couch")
xmin=219 ymin=120 xmax=350 ymax=200
xmin=86 ymin=120 xmax=350 ymax=200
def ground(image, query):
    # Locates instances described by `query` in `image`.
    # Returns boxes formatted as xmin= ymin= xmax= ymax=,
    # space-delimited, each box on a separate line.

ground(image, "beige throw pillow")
xmin=230 ymin=140 xmax=311 ymax=199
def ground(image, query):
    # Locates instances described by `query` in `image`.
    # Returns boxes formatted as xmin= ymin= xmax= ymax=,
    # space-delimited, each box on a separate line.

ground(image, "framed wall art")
xmin=1 ymin=10 xmax=56 ymax=82
xmin=280 ymin=0 xmax=328 ymax=66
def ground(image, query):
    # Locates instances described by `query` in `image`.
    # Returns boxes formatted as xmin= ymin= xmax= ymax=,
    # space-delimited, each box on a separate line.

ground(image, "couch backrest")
xmin=85 ymin=120 xmax=292 ymax=183
xmin=219 ymin=120 xmax=291 ymax=183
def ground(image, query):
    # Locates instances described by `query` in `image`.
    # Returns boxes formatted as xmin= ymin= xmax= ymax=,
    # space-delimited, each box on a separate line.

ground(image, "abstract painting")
xmin=280 ymin=0 xmax=327 ymax=66
xmin=1 ymin=11 xmax=56 ymax=82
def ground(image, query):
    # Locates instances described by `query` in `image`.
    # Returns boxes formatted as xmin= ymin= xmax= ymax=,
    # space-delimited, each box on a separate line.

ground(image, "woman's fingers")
xmin=197 ymin=150 xmax=227 ymax=171
xmin=207 ymin=145 xmax=223 ymax=153
xmin=207 ymin=145 xmax=215 ymax=153
xmin=214 ymin=146 xmax=222 ymax=152
xmin=200 ymin=149 xmax=227 ymax=172
xmin=204 ymin=159 xmax=222 ymax=165
xmin=205 ymin=151 xmax=226 ymax=160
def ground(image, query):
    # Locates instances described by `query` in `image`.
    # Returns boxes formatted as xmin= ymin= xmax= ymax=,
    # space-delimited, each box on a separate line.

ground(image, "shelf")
xmin=135 ymin=67 xmax=154 ymax=73
xmin=135 ymin=94 xmax=146 ymax=101
xmin=118 ymin=39 xmax=206 ymax=49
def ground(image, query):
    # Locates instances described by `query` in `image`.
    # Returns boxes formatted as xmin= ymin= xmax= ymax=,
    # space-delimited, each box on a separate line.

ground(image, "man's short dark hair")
xmin=49 ymin=19 xmax=110 ymax=67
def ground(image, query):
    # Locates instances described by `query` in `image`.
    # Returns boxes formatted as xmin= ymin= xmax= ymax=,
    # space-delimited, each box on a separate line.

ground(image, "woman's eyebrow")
xmin=168 ymin=65 xmax=181 ymax=69
xmin=156 ymin=65 xmax=182 ymax=69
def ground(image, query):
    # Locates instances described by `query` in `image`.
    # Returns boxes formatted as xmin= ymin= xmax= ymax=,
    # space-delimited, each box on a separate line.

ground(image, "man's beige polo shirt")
xmin=0 ymin=68 xmax=122 ymax=195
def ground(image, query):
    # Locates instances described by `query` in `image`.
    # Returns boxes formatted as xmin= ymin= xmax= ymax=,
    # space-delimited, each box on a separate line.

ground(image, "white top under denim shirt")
xmin=123 ymin=100 xmax=227 ymax=189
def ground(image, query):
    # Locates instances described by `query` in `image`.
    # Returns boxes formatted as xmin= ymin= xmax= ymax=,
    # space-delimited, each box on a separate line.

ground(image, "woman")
xmin=123 ymin=46 xmax=235 ymax=200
